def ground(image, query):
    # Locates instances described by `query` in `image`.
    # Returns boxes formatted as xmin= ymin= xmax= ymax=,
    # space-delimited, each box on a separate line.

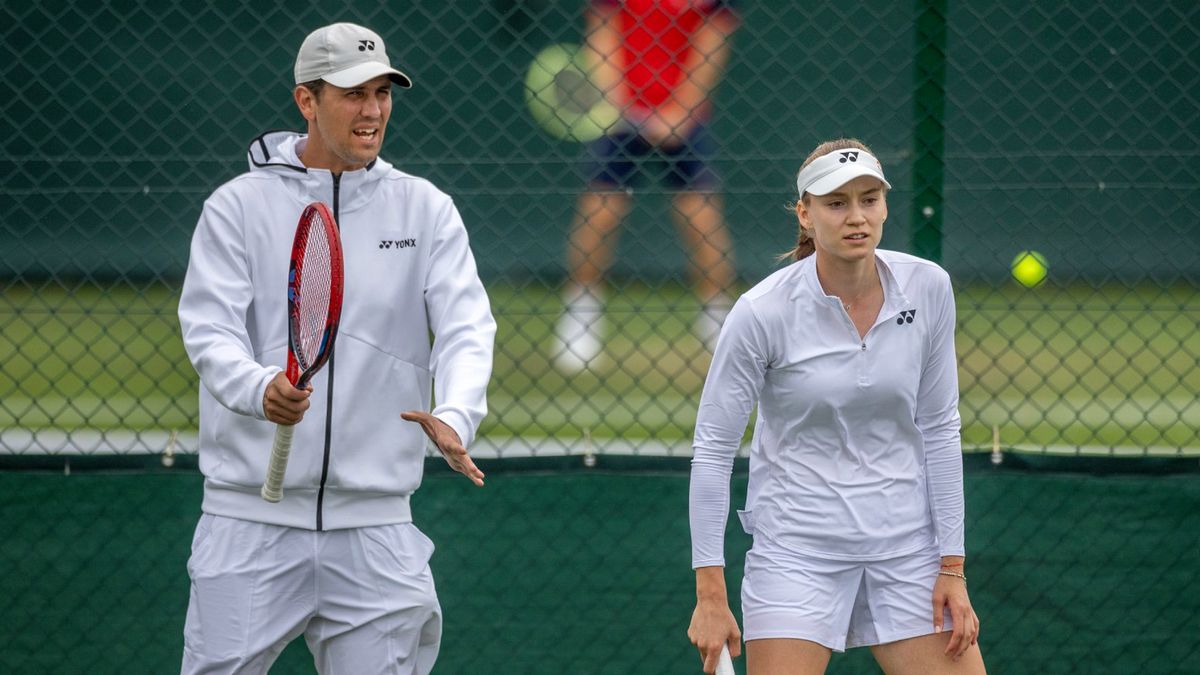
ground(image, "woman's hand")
xmin=932 ymin=568 xmax=979 ymax=660
xmin=688 ymin=567 xmax=742 ymax=674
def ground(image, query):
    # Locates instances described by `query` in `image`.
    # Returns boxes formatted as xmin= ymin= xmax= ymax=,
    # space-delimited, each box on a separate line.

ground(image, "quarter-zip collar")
xmin=793 ymin=253 xmax=912 ymax=328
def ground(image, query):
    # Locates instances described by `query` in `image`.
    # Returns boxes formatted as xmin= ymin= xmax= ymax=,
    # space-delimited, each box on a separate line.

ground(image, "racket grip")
xmin=716 ymin=644 xmax=735 ymax=675
xmin=261 ymin=424 xmax=295 ymax=503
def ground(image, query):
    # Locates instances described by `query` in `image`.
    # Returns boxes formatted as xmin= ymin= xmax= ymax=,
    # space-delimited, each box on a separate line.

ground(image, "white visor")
xmin=796 ymin=149 xmax=891 ymax=197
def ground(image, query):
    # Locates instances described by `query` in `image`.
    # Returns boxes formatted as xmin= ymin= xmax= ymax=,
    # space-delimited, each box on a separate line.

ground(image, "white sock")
xmin=553 ymin=285 xmax=606 ymax=370
xmin=701 ymin=296 xmax=732 ymax=324
xmin=563 ymin=284 xmax=604 ymax=322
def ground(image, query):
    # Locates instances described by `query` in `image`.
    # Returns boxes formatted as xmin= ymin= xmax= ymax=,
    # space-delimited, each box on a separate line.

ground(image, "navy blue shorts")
xmin=583 ymin=124 xmax=721 ymax=191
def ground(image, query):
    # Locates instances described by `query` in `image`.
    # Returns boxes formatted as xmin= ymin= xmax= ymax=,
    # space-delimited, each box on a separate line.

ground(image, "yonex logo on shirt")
xmin=379 ymin=238 xmax=416 ymax=250
xmin=839 ymin=151 xmax=859 ymax=163
xmin=897 ymin=309 xmax=916 ymax=325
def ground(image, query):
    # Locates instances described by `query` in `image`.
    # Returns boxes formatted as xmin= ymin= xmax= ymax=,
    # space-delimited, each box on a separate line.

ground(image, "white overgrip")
xmin=716 ymin=644 xmax=735 ymax=675
xmin=261 ymin=423 xmax=295 ymax=502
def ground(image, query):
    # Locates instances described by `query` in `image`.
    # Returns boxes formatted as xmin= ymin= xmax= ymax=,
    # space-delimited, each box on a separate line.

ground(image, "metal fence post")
xmin=912 ymin=0 xmax=947 ymax=262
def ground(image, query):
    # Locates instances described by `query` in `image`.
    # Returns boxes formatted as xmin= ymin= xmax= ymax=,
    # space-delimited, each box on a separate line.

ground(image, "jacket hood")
xmin=245 ymin=130 xmax=395 ymax=212
xmin=247 ymin=130 xmax=311 ymax=176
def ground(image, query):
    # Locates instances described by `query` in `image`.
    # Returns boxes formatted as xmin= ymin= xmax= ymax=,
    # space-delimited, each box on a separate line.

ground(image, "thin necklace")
xmin=840 ymin=281 xmax=879 ymax=313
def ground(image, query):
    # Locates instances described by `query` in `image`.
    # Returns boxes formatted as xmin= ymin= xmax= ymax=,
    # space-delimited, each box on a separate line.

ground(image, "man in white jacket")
xmin=177 ymin=23 xmax=495 ymax=674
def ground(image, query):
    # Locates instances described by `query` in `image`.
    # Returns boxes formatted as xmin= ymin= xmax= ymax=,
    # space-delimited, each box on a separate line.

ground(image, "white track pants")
xmin=181 ymin=514 xmax=441 ymax=675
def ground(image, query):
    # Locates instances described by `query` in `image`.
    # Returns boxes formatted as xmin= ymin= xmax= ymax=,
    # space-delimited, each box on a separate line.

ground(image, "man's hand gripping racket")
xmin=261 ymin=202 xmax=344 ymax=503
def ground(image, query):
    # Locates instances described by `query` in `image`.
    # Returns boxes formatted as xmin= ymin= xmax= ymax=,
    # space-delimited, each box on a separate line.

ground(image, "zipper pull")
xmin=861 ymin=342 xmax=867 ymax=351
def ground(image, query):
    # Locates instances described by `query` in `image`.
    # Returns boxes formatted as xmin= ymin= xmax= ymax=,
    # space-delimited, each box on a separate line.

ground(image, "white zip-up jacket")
xmin=179 ymin=130 xmax=496 ymax=531
xmin=690 ymin=250 xmax=964 ymax=565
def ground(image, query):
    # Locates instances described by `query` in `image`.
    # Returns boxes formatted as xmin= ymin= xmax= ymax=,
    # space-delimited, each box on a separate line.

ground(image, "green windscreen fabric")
xmin=2 ymin=462 xmax=1197 ymax=673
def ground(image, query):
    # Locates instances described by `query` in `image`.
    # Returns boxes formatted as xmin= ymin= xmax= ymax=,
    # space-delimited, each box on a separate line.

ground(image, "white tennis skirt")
xmin=741 ymin=536 xmax=953 ymax=651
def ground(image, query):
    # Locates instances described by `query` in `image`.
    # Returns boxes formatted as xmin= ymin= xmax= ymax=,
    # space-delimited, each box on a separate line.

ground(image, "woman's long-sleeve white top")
xmin=690 ymin=250 xmax=965 ymax=566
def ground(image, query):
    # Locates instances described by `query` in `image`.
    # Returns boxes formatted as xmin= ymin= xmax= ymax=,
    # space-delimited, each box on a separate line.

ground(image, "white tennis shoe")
xmin=695 ymin=300 xmax=731 ymax=353
xmin=552 ymin=287 xmax=604 ymax=372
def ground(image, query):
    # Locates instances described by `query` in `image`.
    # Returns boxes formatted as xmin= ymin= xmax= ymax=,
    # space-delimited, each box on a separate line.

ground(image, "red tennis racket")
xmin=261 ymin=202 xmax=344 ymax=503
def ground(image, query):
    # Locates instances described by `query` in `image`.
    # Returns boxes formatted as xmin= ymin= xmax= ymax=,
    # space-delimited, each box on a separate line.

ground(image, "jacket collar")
xmin=792 ymin=251 xmax=912 ymax=318
xmin=246 ymin=130 xmax=392 ymax=213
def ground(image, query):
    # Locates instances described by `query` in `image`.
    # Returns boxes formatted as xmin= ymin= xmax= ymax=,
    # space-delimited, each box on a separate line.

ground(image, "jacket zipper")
xmin=315 ymin=175 xmax=341 ymax=531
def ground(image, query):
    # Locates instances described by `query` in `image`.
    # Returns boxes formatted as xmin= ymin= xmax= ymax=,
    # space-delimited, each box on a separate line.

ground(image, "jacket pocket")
xmin=201 ymin=344 xmax=288 ymax=488
xmin=325 ymin=336 xmax=430 ymax=494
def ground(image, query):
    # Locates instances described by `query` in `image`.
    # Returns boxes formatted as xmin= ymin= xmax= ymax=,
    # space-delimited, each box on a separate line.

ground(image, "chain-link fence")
xmin=2 ymin=1 xmax=1198 ymax=673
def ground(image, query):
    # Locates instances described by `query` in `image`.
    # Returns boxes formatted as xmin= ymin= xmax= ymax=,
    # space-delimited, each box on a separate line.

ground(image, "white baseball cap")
xmin=796 ymin=148 xmax=891 ymax=197
xmin=294 ymin=23 xmax=413 ymax=89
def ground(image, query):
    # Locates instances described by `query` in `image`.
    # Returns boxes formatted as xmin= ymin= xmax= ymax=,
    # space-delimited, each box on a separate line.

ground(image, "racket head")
xmin=285 ymin=201 xmax=344 ymax=388
xmin=524 ymin=42 xmax=620 ymax=143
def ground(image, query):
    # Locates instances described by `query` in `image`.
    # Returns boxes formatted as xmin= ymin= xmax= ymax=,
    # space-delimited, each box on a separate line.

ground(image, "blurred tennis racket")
xmin=261 ymin=201 xmax=344 ymax=503
xmin=523 ymin=42 xmax=620 ymax=143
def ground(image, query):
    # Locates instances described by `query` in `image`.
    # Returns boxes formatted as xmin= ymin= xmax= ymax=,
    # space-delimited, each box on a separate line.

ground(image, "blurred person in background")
xmin=552 ymin=0 xmax=740 ymax=372
xmin=686 ymin=139 xmax=985 ymax=674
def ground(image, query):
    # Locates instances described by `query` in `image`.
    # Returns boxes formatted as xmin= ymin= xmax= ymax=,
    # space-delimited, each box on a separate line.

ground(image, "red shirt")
xmin=595 ymin=0 xmax=737 ymax=115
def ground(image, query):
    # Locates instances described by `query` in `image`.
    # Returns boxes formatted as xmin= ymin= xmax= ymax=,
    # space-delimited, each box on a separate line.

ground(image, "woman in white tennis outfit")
xmin=687 ymin=139 xmax=985 ymax=674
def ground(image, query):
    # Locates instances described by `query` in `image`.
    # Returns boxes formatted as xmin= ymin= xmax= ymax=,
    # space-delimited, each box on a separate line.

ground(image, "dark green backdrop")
xmin=3 ymin=1 xmax=1196 ymax=282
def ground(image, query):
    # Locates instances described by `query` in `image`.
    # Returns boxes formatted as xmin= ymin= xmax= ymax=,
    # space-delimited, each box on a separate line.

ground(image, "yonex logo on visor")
xmin=796 ymin=148 xmax=892 ymax=197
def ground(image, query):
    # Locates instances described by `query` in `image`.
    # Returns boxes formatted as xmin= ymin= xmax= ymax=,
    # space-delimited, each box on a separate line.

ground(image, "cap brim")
xmin=322 ymin=61 xmax=413 ymax=89
xmin=806 ymin=167 xmax=891 ymax=196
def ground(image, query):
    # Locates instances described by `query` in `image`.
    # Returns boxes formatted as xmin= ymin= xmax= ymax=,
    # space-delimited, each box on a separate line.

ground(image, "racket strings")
xmin=292 ymin=214 xmax=335 ymax=370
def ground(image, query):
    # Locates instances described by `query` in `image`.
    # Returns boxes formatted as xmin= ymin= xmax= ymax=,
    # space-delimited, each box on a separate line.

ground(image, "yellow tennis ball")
xmin=1011 ymin=251 xmax=1048 ymax=288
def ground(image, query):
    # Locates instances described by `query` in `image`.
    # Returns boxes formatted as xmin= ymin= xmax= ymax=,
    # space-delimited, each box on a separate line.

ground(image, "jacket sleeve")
xmin=690 ymin=298 xmax=769 ymax=568
xmin=916 ymin=270 xmax=966 ymax=557
xmin=424 ymin=198 xmax=497 ymax=448
xmin=178 ymin=191 xmax=280 ymax=419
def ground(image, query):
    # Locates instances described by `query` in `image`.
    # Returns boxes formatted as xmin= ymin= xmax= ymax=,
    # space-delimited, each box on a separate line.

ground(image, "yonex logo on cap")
xmin=294 ymin=23 xmax=413 ymax=88
xmin=795 ymin=148 xmax=892 ymax=197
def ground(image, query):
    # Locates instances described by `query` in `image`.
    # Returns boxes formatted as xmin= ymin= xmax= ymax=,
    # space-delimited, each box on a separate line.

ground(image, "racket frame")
xmin=261 ymin=201 xmax=344 ymax=503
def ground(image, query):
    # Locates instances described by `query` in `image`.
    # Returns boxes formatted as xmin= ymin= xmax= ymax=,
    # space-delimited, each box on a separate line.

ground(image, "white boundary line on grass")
xmin=0 ymin=429 xmax=712 ymax=459
xmin=1 ymin=429 xmax=1197 ymax=460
